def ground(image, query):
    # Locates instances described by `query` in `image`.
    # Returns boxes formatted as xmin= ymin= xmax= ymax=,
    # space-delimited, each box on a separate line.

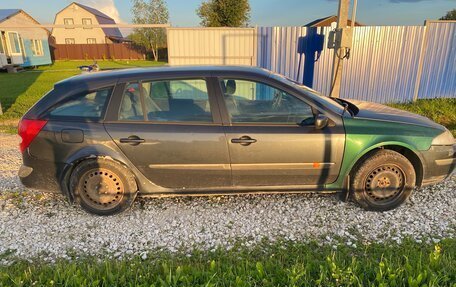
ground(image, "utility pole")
xmin=329 ymin=0 xmax=352 ymax=98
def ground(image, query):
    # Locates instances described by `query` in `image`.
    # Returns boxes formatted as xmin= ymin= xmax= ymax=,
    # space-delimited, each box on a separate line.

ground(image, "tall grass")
xmin=1 ymin=239 xmax=455 ymax=286
xmin=390 ymin=98 xmax=456 ymax=136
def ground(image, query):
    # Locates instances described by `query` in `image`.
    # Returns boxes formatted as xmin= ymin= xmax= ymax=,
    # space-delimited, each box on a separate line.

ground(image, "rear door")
xmin=215 ymin=77 xmax=345 ymax=187
xmin=104 ymin=77 xmax=231 ymax=190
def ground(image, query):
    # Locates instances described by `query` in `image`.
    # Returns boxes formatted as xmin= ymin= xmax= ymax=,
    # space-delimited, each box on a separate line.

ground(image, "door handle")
xmin=120 ymin=135 xmax=145 ymax=146
xmin=231 ymin=136 xmax=257 ymax=146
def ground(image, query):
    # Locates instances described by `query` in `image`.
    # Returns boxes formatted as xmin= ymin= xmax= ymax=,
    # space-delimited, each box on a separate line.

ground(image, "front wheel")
xmin=70 ymin=158 xmax=138 ymax=215
xmin=350 ymin=149 xmax=416 ymax=211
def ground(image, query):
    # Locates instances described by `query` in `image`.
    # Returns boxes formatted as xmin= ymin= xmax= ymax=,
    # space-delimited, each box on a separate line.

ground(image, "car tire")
xmin=69 ymin=158 xmax=138 ymax=215
xmin=350 ymin=149 xmax=416 ymax=211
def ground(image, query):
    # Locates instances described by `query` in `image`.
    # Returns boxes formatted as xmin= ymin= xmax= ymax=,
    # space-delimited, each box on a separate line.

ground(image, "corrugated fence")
xmin=168 ymin=28 xmax=256 ymax=66
xmin=167 ymin=22 xmax=455 ymax=103
xmin=257 ymin=22 xmax=455 ymax=103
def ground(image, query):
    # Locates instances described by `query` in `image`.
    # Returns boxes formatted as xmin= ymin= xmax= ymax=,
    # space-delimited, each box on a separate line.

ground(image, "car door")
xmin=104 ymin=78 xmax=231 ymax=190
xmin=216 ymin=77 xmax=345 ymax=187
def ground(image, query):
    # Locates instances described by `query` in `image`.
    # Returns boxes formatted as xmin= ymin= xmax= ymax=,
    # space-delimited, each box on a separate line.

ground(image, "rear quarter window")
xmin=47 ymin=87 xmax=113 ymax=120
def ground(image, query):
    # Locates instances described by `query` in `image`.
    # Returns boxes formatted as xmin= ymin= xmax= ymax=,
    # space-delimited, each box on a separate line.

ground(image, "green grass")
xmin=389 ymin=98 xmax=456 ymax=136
xmin=1 ymin=239 xmax=455 ymax=286
xmin=0 ymin=60 xmax=165 ymax=124
xmin=35 ymin=60 xmax=166 ymax=71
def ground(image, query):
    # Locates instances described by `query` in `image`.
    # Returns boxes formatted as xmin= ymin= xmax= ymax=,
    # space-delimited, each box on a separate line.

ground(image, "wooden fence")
xmin=51 ymin=43 xmax=146 ymax=60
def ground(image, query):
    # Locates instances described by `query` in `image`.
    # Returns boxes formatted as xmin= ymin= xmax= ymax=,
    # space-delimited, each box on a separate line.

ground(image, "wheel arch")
xmin=59 ymin=146 xmax=139 ymax=202
xmin=347 ymin=142 xmax=424 ymax=187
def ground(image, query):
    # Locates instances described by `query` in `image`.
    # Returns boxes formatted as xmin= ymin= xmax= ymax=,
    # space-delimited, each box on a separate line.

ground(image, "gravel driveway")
xmin=0 ymin=133 xmax=454 ymax=263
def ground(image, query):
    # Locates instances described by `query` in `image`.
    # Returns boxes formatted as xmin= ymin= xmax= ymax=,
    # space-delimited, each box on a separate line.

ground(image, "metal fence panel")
xmin=340 ymin=26 xmax=425 ymax=103
xmin=167 ymin=28 xmax=256 ymax=66
xmin=258 ymin=25 xmax=428 ymax=103
xmin=418 ymin=22 xmax=456 ymax=99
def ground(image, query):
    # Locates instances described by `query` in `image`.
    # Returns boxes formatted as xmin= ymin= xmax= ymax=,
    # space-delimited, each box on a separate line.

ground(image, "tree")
xmin=440 ymin=9 xmax=456 ymax=20
xmin=130 ymin=0 xmax=169 ymax=61
xmin=197 ymin=0 xmax=251 ymax=27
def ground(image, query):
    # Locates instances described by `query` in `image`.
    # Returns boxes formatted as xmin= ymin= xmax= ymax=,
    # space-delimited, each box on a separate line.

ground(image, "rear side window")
xmin=143 ymin=79 xmax=212 ymax=123
xmin=49 ymin=87 xmax=112 ymax=120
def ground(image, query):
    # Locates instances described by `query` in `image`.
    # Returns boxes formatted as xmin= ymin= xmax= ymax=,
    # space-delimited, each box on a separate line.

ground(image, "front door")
xmin=217 ymin=78 xmax=345 ymax=187
xmin=5 ymin=32 xmax=23 ymax=65
xmin=105 ymin=79 xmax=231 ymax=189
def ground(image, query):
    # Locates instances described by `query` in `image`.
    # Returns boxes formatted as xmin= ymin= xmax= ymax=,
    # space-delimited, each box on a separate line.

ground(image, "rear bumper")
xmin=19 ymin=152 xmax=65 ymax=193
xmin=421 ymin=144 xmax=456 ymax=186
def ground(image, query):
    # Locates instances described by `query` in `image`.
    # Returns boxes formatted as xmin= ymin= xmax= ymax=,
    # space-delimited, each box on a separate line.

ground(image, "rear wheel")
xmin=350 ymin=149 xmax=416 ymax=211
xmin=70 ymin=158 xmax=137 ymax=215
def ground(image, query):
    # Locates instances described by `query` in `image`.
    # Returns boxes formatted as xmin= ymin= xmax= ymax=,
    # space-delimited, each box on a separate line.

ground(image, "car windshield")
xmin=269 ymin=72 xmax=356 ymax=115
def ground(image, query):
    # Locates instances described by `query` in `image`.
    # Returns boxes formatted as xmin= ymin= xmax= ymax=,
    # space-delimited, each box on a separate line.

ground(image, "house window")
xmin=82 ymin=18 xmax=92 ymax=29
xmin=64 ymin=18 xmax=74 ymax=29
xmin=7 ymin=32 xmax=21 ymax=54
xmin=87 ymin=38 xmax=97 ymax=44
xmin=65 ymin=38 xmax=75 ymax=44
xmin=31 ymin=39 xmax=44 ymax=56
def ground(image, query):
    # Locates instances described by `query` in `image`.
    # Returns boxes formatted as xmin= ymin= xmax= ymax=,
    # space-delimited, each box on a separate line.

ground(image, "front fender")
xmin=326 ymin=118 xmax=439 ymax=189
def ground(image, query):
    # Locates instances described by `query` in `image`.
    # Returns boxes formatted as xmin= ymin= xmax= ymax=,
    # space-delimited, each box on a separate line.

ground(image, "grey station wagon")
xmin=18 ymin=66 xmax=455 ymax=215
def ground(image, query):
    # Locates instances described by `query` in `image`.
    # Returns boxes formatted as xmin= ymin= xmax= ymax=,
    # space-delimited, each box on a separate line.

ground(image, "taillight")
xmin=18 ymin=119 xmax=47 ymax=153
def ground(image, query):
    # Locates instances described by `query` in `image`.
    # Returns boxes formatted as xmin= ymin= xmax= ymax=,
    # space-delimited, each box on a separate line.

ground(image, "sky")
xmin=0 ymin=0 xmax=454 ymax=27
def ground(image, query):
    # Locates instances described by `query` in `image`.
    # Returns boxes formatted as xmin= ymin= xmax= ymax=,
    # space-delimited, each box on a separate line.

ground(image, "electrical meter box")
xmin=327 ymin=28 xmax=353 ymax=49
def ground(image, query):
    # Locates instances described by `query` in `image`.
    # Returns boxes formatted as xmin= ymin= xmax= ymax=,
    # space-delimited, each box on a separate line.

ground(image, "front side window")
xmin=87 ymin=38 xmax=97 ymax=44
xmin=142 ymin=79 xmax=213 ymax=123
xmin=64 ymin=18 xmax=74 ymax=29
xmin=49 ymin=87 xmax=112 ymax=120
xmin=119 ymin=83 xmax=143 ymax=121
xmin=65 ymin=38 xmax=75 ymax=44
xmin=219 ymin=79 xmax=314 ymax=125
xmin=7 ymin=32 xmax=21 ymax=54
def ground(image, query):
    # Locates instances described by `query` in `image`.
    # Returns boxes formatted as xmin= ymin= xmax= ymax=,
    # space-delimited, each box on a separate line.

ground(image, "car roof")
xmin=55 ymin=65 xmax=273 ymax=89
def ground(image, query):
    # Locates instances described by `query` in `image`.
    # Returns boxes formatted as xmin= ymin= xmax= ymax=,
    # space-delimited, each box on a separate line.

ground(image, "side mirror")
xmin=315 ymin=114 xmax=329 ymax=130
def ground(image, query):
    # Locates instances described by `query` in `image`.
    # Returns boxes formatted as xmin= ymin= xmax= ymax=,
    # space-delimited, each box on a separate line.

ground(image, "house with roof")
xmin=304 ymin=15 xmax=364 ymax=27
xmin=0 ymin=9 xmax=52 ymax=69
xmin=51 ymin=2 xmax=127 ymax=44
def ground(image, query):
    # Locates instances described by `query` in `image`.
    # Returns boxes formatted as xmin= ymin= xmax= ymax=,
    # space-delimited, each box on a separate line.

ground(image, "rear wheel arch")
xmin=61 ymin=154 xmax=138 ymax=201
xmin=348 ymin=143 xmax=423 ymax=187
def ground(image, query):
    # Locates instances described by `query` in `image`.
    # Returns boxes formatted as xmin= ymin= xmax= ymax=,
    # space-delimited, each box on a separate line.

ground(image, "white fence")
xmin=167 ymin=28 xmax=256 ymax=66
xmin=167 ymin=23 xmax=456 ymax=103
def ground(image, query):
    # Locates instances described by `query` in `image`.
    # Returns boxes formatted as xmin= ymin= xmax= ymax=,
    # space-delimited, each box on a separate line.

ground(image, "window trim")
xmin=215 ymin=77 xmax=317 ymax=127
xmin=63 ymin=18 xmax=74 ymax=29
xmin=82 ymin=18 xmax=93 ymax=29
xmin=43 ymin=86 xmax=114 ymax=122
xmin=6 ymin=32 xmax=22 ymax=55
xmin=65 ymin=38 xmax=75 ymax=44
xmin=31 ymin=39 xmax=44 ymax=56
xmin=113 ymin=77 xmax=222 ymax=125
xmin=87 ymin=38 xmax=97 ymax=44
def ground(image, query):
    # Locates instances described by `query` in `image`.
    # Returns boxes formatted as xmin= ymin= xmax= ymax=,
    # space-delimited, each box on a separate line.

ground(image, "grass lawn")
xmin=1 ymin=239 xmax=454 ymax=286
xmin=390 ymin=98 xmax=456 ymax=136
xmin=0 ymin=60 xmax=165 ymax=129
xmin=35 ymin=59 xmax=166 ymax=71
